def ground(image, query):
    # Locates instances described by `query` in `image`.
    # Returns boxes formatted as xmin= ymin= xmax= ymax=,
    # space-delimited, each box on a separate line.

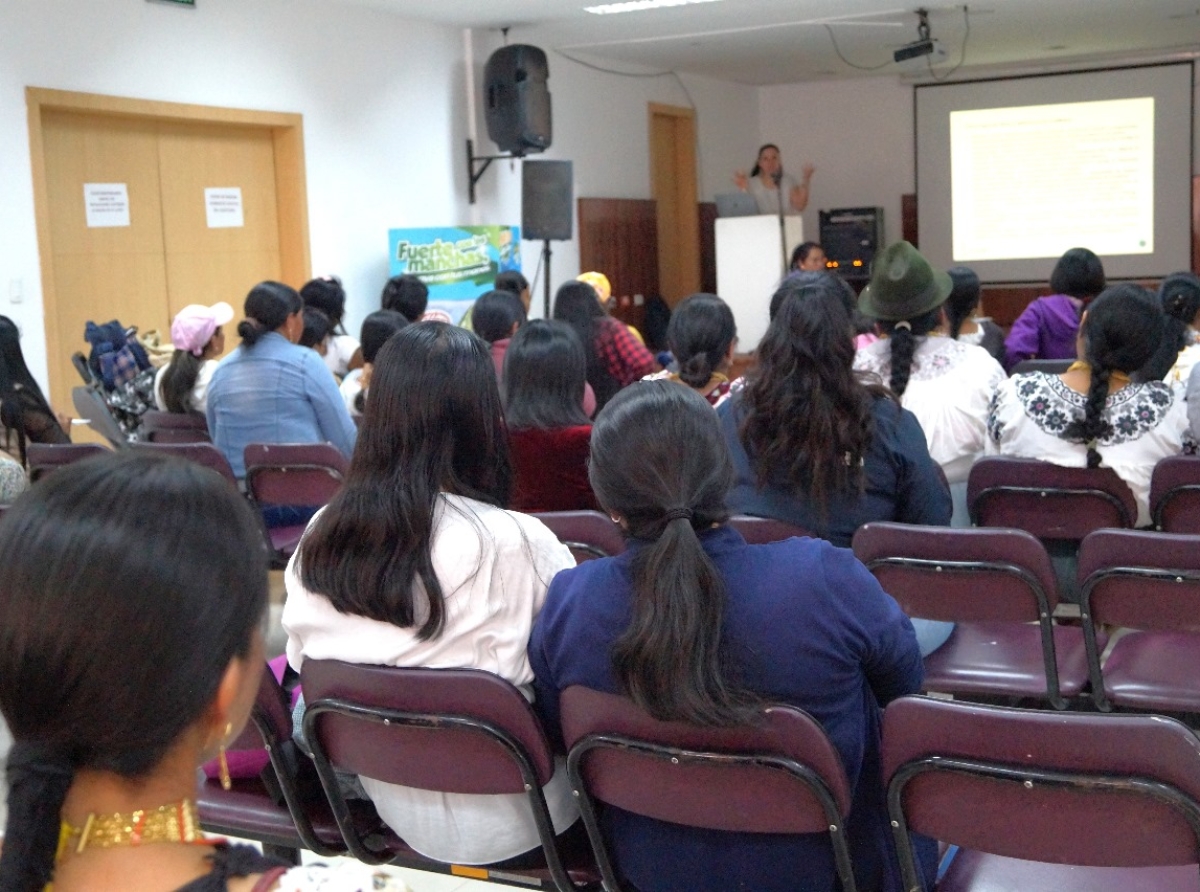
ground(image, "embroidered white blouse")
xmin=283 ymin=494 xmax=578 ymax=865
xmin=987 ymin=372 xmax=1190 ymax=527
xmin=854 ymin=337 xmax=1006 ymax=484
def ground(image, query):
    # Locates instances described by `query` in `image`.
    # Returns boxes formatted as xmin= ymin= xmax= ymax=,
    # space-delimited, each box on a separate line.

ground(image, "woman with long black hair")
xmin=155 ymin=301 xmax=232 ymax=414
xmin=990 ymin=283 xmax=1190 ymax=526
xmin=530 ymin=381 xmax=931 ymax=892
xmin=0 ymin=314 xmax=69 ymax=457
xmin=284 ymin=322 xmax=579 ymax=865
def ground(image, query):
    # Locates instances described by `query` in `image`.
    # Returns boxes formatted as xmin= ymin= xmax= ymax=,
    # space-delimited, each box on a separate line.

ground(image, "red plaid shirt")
xmin=594 ymin=317 xmax=655 ymax=386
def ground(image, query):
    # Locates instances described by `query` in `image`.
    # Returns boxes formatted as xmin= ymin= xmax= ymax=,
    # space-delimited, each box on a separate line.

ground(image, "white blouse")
xmin=284 ymin=493 xmax=578 ymax=864
xmin=987 ymin=373 xmax=1190 ymax=527
xmin=854 ymin=337 xmax=1006 ymax=484
xmin=153 ymin=358 xmax=219 ymax=414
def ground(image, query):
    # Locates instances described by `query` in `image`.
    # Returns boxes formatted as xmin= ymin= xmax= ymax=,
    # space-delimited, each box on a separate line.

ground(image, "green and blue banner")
xmin=387 ymin=225 xmax=521 ymax=323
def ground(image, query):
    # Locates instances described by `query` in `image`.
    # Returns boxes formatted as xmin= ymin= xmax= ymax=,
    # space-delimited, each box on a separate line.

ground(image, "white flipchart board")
xmin=715 ymin=215 xmax=803 ymax=351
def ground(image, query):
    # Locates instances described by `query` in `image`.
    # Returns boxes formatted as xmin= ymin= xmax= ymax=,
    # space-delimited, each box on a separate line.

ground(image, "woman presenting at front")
xmin=734 ymin=143 xmax=814 ymax=215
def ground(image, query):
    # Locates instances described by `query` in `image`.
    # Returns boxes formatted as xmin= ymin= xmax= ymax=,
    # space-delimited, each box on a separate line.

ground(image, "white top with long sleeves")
xmin=854 ymin=336 xmax=1006 ymax=485
xmin=284 ymin=493 xmax=578 ymax=864
xmin=987 ymin=372 xmax=1190 ymax=527
xmin=153 ymin=358 xmax=219 ymax=413
xmin=322 ymin=332 xmax=360 ymax=379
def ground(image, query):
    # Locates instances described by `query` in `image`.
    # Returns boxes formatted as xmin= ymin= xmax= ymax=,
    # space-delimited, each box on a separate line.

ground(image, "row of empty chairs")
xmin=197 ymin=661 xmax=1200 ymax=892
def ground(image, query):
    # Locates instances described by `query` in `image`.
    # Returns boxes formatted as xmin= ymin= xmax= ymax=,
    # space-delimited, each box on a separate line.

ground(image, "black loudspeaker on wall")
xmin=485 ymin=45 xmax=552 ymax=156
xmin=523 ymin=160 xmax=573 ymax=241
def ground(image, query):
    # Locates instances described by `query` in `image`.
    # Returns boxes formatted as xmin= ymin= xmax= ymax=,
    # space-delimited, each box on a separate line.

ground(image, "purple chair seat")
xmin=727 ymin=515 xmax=812 ymax=544
xmin=197 ymin=776 xmax=344 ymax=851
xmin=922 ymin=622 xmax=1102 ymax=699
xmin=1101 ymin=631 xmax=1200 ymax=713
xmin=939 ymin=850 xmax=1200 ymax=892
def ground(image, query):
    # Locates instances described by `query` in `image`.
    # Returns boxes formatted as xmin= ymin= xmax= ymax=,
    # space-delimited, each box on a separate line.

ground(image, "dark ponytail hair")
xmin=666 ymin=293 xmax=736 ymax=389
xmin=238 ymin=281 xmax=302 ymax=346
xmin=1063 ymin=284 xmax=1164 ymax=467
xmin=1137 ymin=272 xmax=1200 ymax=382
xmin=945 ymin=266 xmax=981 ymax=340
xmin=880 ymin=306 xmax=942 ymax=398
xmin=589 ymin=381 xmax=756 ymax=725
xmin=0 ymin=452 xmax=267 ymax=892
xmin=159 ymin=349 xmax=203 ymax=413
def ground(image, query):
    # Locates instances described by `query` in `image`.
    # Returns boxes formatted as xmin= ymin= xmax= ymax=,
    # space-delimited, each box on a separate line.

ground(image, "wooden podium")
xmin=715 ymin=215 xmax=803 ymax=351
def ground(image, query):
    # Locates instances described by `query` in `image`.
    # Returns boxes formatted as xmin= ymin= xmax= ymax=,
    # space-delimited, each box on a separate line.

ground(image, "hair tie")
xmin=664 ymin=508 xmax=693 ymax=522
xmin=893 ymin=320 xmax=912 ymax=331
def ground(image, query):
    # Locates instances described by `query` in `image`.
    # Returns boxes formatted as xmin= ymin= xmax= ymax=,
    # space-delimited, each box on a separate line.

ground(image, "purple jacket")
xmin=1003 ymin=294 xmax=1082 ymax=371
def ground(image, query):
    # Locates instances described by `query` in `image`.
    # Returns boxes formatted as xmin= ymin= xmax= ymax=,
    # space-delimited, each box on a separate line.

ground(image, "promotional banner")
xmin=387 ymin=225 xmax=521 ymax=323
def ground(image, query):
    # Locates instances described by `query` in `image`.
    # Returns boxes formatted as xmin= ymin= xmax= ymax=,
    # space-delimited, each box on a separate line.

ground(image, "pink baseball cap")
xmin=171 ymin=302 xmax=234 ymax=356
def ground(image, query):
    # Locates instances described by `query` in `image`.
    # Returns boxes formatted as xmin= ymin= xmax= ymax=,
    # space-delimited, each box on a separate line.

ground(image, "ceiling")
xmin=330 ymin=0 xmax=1200 ymax=85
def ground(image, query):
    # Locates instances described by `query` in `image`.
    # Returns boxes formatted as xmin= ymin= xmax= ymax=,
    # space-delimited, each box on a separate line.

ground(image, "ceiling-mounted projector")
xmin=894 ymin=8 xmax=935 ymax=63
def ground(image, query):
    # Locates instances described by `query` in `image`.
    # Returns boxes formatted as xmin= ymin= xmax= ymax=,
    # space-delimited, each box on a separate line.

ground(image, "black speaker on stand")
xmin=522 ymin=160 xmax=573 ymax=318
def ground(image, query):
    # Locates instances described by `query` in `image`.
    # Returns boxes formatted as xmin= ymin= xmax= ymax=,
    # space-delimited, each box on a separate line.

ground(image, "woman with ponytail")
xmin=530 ymin=381 xmax=930 ymax=892
xmin=205 ymin=281 xmax=356 ymax=479
xmin=989 ymin=284 xmax=1190 ymax=526
xmin=644 ymin=293 xmax=736 ymax=408
xmin=155 ymin=301 xmax=233 ymax=414
xmin=1137 ymin=271 xmax=1200 ymax=386
xmin=854 ymin=242 xmax=1005 ymax=524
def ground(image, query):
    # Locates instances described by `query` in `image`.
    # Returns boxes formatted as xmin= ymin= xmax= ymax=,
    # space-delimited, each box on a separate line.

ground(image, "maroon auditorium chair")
xmin=1151 ymin=455 xmax=1200 ymax=534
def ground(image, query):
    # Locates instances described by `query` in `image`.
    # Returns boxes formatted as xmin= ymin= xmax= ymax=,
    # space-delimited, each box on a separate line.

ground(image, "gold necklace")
xmin=56 ymin=798 xmax=204 ymax=860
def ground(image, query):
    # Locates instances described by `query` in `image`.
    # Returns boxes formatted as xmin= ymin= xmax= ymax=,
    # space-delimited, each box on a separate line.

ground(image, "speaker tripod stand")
xmin=540 ymin=240 xmax=554 ymax=319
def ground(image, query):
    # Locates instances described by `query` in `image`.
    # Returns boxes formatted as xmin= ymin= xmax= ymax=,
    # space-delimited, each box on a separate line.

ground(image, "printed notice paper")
xmin=205 ymin=187 xmax=244 ymax=228
xmin=84 ymin=183 xmax=131 ymax=228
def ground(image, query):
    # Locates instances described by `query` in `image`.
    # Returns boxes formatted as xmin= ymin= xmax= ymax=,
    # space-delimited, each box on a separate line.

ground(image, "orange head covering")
xmin=576 ymin=271 xmax=612 ymax=304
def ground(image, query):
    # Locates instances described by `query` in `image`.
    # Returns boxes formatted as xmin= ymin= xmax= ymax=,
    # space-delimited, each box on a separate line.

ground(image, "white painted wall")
xmin=1 ymin=0 xmax=468 ymax=387
xmin=469 ymin=31 xmax=762 ymax=316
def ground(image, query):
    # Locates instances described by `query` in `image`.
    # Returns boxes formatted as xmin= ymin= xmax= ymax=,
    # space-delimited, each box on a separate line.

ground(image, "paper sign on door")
xmin=205 ymin=187 xmax=244 ymax=228
xmin=84 ymin=183 xmax=131 ymax=228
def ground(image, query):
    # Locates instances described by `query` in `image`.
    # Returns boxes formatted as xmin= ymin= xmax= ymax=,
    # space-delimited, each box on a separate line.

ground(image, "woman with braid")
xmin=853 ymin=241 xmax=1005 ymax=525
xmin=643 ymin=292 xmax=736 ymax=408
xmin=988 ymin=284 xmax=1190 ymax=526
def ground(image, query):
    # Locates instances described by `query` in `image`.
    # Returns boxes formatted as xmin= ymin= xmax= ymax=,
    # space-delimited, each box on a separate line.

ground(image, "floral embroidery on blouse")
xmin=993 ymin=372 xmax=1177 ymax=446
xmin=854 ymin=336 xmax=979 ymax=383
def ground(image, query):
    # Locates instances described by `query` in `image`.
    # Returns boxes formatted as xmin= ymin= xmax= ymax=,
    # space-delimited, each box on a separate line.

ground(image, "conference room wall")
xmin=0 ymin=0 xmax=469 ymax=390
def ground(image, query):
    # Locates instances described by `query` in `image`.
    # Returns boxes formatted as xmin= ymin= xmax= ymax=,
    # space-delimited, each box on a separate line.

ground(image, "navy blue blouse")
xmin=529 ymin=526 xmax=932 ymax=892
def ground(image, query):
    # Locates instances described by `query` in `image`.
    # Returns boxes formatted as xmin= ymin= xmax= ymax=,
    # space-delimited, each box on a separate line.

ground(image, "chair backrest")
xmin=243 ymin=443 xmax=348 ymax=508
xmin=71 ymin=386 xmax=129 ymax=448
xmin=133 ymin=441 xmax=238 ymax=487
xmin=727 ymin=515 xmax=812 ymax=544
xmin=967 ymin=456 xmax=1136 ymax=539
xmin=71 ymin=351 xmax=96 ymax=386
xmin=532 ymin=510 xmax=625 ymax=561
xmin=1151 ymin=455 xmax=1200 ymax=534
xmin=1010 ymin=358 xmax=1073 ymax=376
xmin=26 ymin=442 xmax=108 ymax=481
xmin=141 ymin=409 xmax=211 ymax=444
xmin=1078 ymin=529 xmax=1200 ymax=632
xmin=560 ymin=685 xmax=852 ymax=836
xmin=882 ymin=695 xmax=1200 ymax=871
xmin=851 ymin=522 xmax=1060 ymax=622
xmin=300 ymin=660 xmax=556 ymax=795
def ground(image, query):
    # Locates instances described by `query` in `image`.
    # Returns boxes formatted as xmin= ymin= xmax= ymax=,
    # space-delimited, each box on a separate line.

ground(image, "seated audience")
xmin=0 ymin=451 xmax=402 ymax=890
xmin=578 ymin=271 xmax=649 ymax=346
xmin=1137 ymin=272 xmax=1200 ymax=387
xmin=772 ymin=271 xmax=877 ymax=350
xmin=504 ymin=320 xmax=599 ymax=512
xmin=155 ymin=302 xmax=232 ymax=415
xmin=554 ymin=281 xmax=656 ymax=413
xmin=472 ymin=289 xmax=528 ymax=383
xmin=645 ymin=293 xmax=736 ymax=408
xmin=0 ymin=315 xmax=70 ymax=450
xmin=300 ymin=275 xmax=361 ymax=378
xmin=720 ymin=275 xmax=950 ymax=551
xmin=298 ymin=306 xmax=332 ymax=357
xmin=206 ymin=281 xmax=356 ymax=479
xmin=284 ymin=323 xmax=579 ymax=865
xmin=1004 ymin=246 xmax=1106 ymax=371
xmin=942 ymin=265 xmax=1005 ymax=363
xmin=529 ymin=381 xmax=934 ymax=892
xmin=989 ymin=284 xmax=1190 ymax=526
xmin=462 ymin=271 xmax=532 ymax=332
xmin=380 ymin=273 xmax=429 ymax=323
xmin=853 ymin=242 xmax=1005 ymax=523
xmin=789 ymin=240 xmax=827 ymax=272
xmin=339 ymin=309 xmax=408 ymax=419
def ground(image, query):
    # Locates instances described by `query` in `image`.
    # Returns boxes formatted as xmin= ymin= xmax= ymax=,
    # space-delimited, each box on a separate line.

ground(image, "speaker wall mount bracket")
xmin=467 ymin=138 xmax=523 ymax=204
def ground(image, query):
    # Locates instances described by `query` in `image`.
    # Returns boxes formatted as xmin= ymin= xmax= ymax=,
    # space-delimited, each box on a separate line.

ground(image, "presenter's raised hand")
xmin=733 ymin=170 xmax=749 ymax=191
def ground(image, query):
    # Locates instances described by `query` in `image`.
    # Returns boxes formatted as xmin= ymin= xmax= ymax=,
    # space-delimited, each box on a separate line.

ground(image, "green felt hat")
xmin=858 ymin=240 xmax=953 ymax=322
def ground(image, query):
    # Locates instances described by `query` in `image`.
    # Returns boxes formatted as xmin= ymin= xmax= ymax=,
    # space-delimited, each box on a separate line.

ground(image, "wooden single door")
xmin=648 ymin=103 xmax=700 ymax=306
